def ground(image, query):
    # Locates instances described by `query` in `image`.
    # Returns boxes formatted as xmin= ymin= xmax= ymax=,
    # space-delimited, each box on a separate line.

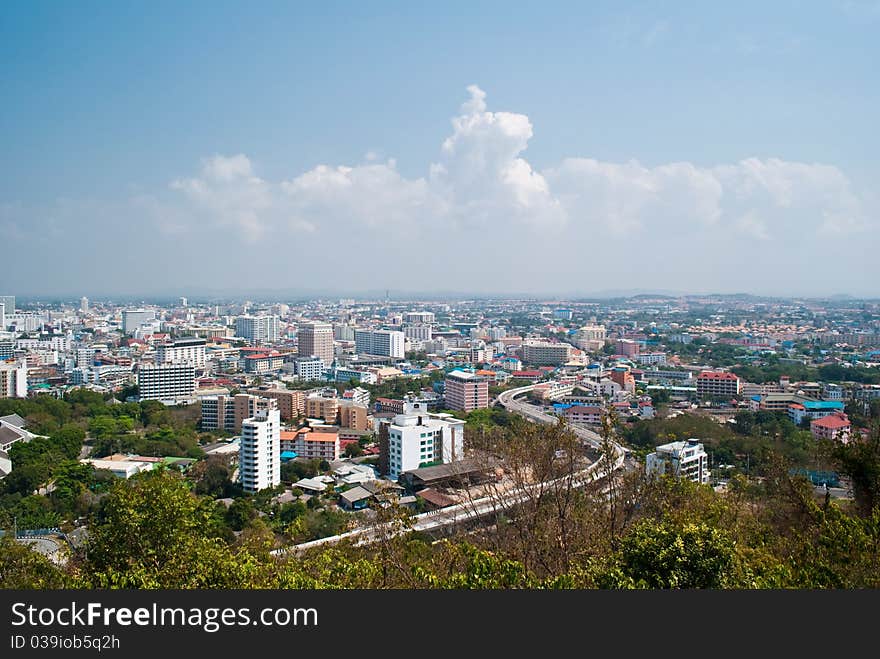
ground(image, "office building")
xmin=444 ymin=370 xmax=489 ymax=413
xmin=646 ymin=439 xmax=710 ymax=485
xmin=0 ymin=296 xmax=14 ymax=315
xmin=240 ymin=406 xmax=281 ymax=493
xmin=0 ymin=360 xmax=28 ymax=398
xmin=379 ymin=399 xmax=465 ymax=481
xmin=297 ymin=321 xmax=334 ymax=366
xmin=137 ymin=363 xmax=195 ymax=401
xmin=80 ymin=297 xmax=89 ymax=313
xmin=122 ymin=309 xmax=156 ymax=334
xmin=355 ymin=329 xmax=405 ymax=359
xmin=235 ymin=315 xmax=280 ymax=344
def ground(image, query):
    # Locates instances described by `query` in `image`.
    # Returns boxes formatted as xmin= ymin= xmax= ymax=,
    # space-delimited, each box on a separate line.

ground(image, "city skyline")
xmin=2 ymin=2 xmax=878 ymax=297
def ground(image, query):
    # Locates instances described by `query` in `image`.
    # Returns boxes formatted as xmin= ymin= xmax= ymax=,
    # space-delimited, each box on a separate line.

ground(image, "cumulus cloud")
xmin=161 ymin=87 xmax=869 ymax=249
xmin=4 ymin=85 xmax=875 ymax=295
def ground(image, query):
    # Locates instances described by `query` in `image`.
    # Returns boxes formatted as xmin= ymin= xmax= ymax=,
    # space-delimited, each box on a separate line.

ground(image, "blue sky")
xmin=1 ymin=1 xmax=878 ymax=298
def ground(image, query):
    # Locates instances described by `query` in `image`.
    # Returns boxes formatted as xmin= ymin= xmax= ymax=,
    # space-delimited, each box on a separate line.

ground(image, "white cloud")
xmin=7 ymin=85 xmax=873 ymax=296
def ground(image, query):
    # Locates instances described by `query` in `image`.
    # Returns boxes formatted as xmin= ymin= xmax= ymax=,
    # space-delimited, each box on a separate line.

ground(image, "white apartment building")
xmin=521 ymin=340 xmax=572 ymax=366
xmin=122 ymin=309 xmax=156 ymax=334
xmin=575 ymin=325 xmax=606 ymax=350
xmin=240 ymin=407 xmax=281 ymax=493
xmin=0 ymin=360 xmax=27 ymax=398
xmin=155 ymin=337 xmax=207 ymax=368
xmin=137 ymin=363 xmax=196 ymax=401
xmin=333 ymin=324 xmax=356 ymax=342
xmin=635 ymin=352 xmax=667 ymax=366
xmin=297 ymin=321 xmax=334 ymax=366
xmin=403 ymin=324 xmax=433 ymax=342
xmin=646 ymin=439 xmax=710 ymax=485
xmin=235 ymin=315 xmax=280 ymax=344
xmin=382 ymin=400 xmax=465 ymax=481
xmin=355 ymin=329 xmax=405 ymax=359
xmin=293 ymin=356 xmax=326 ymax=381
xmin=403 ymin=311 xmax=435 ymax=325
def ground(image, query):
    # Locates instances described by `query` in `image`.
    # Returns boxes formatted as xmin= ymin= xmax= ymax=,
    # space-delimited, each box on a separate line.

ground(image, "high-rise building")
xmin=297 ymin=322 xmax=334 ymax=366
xmin=235 ymin=315 xmax=280 ymax=344
xmin=378 ymin=399 xmax=465 ymax=481
xmin=444 ymin=370 xmax=489 ymax=413
xmin=646 ymin=439 xmax=710 ymax=485
xmin=0 ymin=296 xmax=14 ymax=315
xmin=240 ymin=406 xmax=281 ymax=493
xmin=0 ymin=303 xmax=6 ymax=331
xmin=355 ymin=329 xmax=405 ymax=359
xmin=137 ymin=363 xmax=196 ymax=401
xmin=122 ymin=309 xmax=156 ymax=334
xmin=0 ymin=360 xmax=28 ymax=398
xmin=179 ymin=296 xmax=188 ymax=307
xmin=80 ymin=297 xmax=89 ymax=313
xmin=155 ymin=337 xmax=207 ymax=368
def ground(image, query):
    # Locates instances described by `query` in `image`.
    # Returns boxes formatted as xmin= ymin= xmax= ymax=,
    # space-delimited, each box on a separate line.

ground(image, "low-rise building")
xmin=810 ymin=412 xmax=851 ymax=443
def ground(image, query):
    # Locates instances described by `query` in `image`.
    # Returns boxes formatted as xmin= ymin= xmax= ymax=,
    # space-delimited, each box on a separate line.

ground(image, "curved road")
xmin=274 ymin=383 xmax=626 ymax=556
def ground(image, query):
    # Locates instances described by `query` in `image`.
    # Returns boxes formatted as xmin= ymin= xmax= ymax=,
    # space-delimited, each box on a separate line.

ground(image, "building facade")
xmin=235 ymin=315 xmax=280 ymax=344
xmin=155 ymin=337 xmax=207 ymax=368
xmin=297 ymin=321 xmax=334 ymax=366
xmin=122 ymin=309 xmax=156 ymax=334
xmin=521 ymin=341 xmax=572 ymax=366
xmin=379 ymin=400 xmax=466 ymax=481
xmin=239 ymin=407 xmax=281 ymax=493
xmin=646 ymin=439 xmax=710 ymax=485
xmin=444 ymin=370 xmax=489 ymax=413
xmin=137 ymin=363 xmax=196 ymax=401
xmin=355 ymin=329 xmax=405 ymax=359
xmin=696 ymin=371 xmax=741 ymax=398
xmin=0 ymin=360 xmax=27 ymax=398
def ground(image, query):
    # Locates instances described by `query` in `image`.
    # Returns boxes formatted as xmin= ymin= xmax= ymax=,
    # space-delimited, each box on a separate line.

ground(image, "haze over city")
xmin=2 ymin=1 xmax=878 ymax=296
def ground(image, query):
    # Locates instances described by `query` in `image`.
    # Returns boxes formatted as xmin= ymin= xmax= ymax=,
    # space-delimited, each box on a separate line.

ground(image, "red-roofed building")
xmin=811 ymin=412 xmax=851 ymax=443
xmin=696 ymin=371 xmax=741 ymax=398
xmin=510 ymin=370 xmax=544 ymax=382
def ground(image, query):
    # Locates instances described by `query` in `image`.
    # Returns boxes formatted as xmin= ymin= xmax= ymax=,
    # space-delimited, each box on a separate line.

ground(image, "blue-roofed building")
xmin=280 ymin=451 xmax=298 ymax=462
xmin=788 ymin=399 xmax=846 ymax=425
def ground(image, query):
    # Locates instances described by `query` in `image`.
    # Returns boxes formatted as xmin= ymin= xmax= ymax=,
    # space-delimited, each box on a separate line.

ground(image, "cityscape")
xmin=2 ymin=3 xmax=879 ymax=596
xmin=2 ymin=292 xmax=879 ymax=587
